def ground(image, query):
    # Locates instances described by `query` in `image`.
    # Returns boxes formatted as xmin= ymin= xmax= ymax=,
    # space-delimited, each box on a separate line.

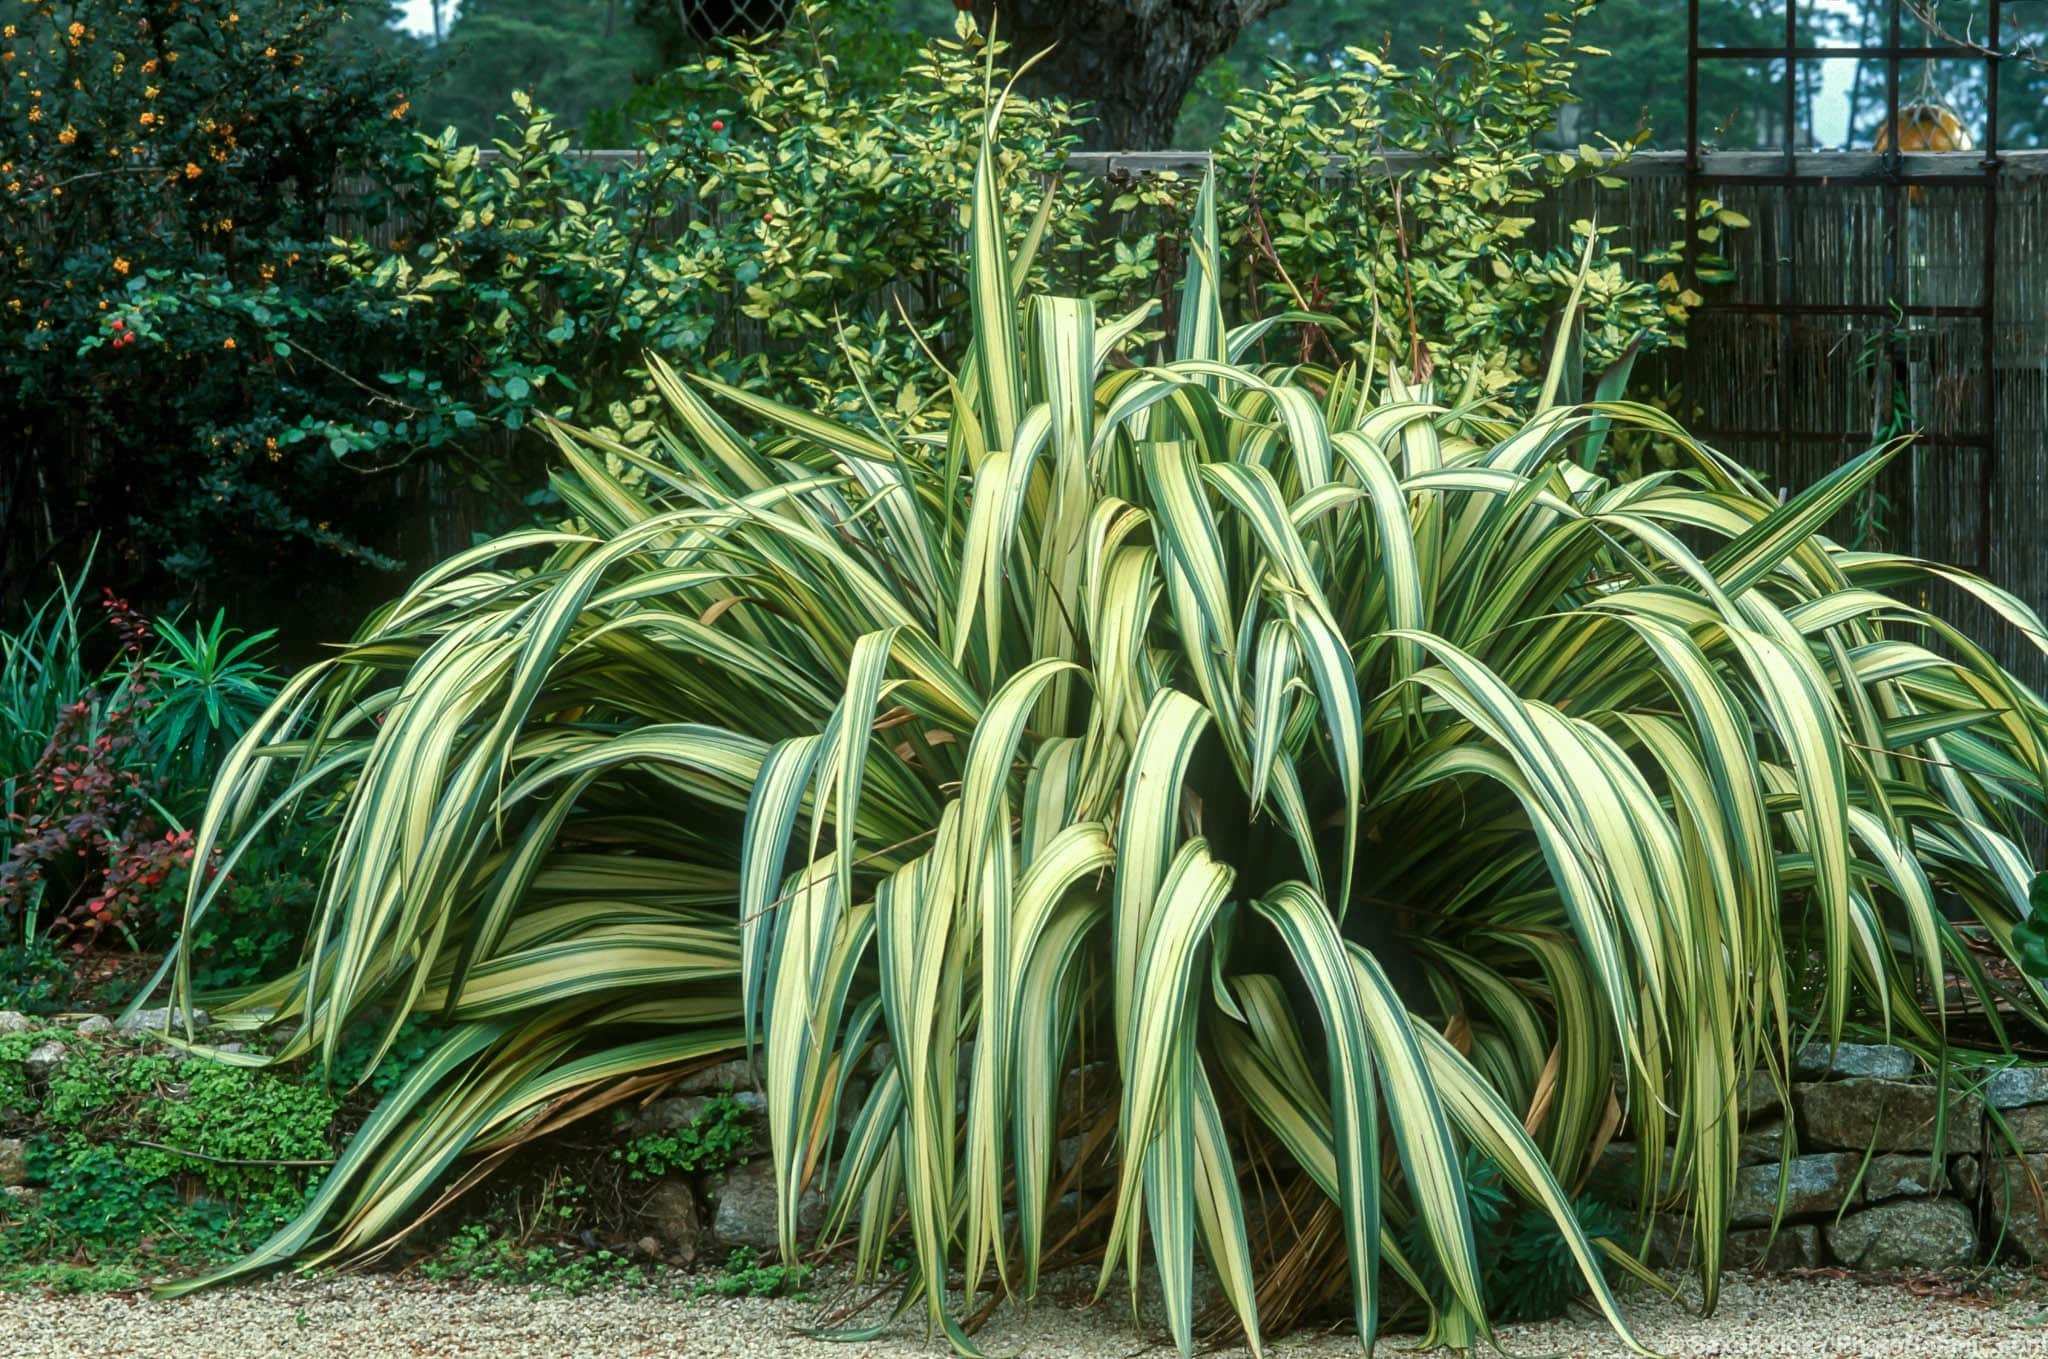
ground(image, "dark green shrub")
xmin=0 ymin=580 xmax=277 ymax=955
xmin=1 ymin=0 xmax=424 ymax=617
xmin=0 ymin=940 xmax=67 ymax=1014
xmin=1403 ymin=1151 xmax=1628 ymax=1323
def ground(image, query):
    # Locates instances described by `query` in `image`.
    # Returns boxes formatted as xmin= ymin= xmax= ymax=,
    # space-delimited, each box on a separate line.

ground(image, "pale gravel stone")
xmin=74 ymin=1015 xmax=113 ymax=1036
xmin=4 ymin=1271 xmax=2048 ymax=1358
xmin=0 ymin=1011 xmax=32 ymax=1035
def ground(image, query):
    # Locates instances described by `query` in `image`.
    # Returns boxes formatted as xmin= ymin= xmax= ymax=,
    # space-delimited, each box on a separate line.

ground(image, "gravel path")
xmin=2 ymin=1271 xmax=2047 ymax=1359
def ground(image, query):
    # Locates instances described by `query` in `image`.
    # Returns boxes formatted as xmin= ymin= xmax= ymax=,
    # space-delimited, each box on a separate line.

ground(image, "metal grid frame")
xmin=1684 ymin=0 xmax=2012 ymax=563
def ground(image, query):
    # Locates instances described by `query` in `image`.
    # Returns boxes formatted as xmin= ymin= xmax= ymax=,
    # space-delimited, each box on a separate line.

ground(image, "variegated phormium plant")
xmin=152 ymin=122 xmax=2048 ymax=1355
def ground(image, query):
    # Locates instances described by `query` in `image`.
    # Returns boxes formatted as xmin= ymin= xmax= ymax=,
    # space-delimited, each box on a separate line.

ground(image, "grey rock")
xmin=1985 ymin=1066 xmax=2048 ymax=1110
xmin=1058 ymin=1061 xmax=1118 ymax=1116
xmin=1057 ymin=1134 xmax=1118 ymax=1192
xmin=833 ymin=1076 xmax=869 ymax=1130
xmin=1953 ymin=1155 xmax=1982 ymax=1198
xmin=0 ymin=1139 xmax=24 ymax=1188
xmin=1038 ymin=1190 xmax=1111 ymax=1252
xmin=23 ymin=1040 xmax=68 ymax=1082
xmin=1592 ymin=1141 xmax=1687 ymax=1207
xmin=117 ymin=1007 xmax=210 ymax=1035
xmin=1826 ymin=1198 xmax=1977 ymax=1270
xmin=640 ymin=1179 xmax=703 ymax=1268
xmin=1794 ymin=1043 xmax=1916 ymax=1081
xmin=1742 ymin=1071 xmax=1786 ymax=1125
xmin=710 ymin=1158 xmax=822 ymax=1255
xmin=1730 ymin=1153 xmax=1864 ymax=1227
xmin=1986 ymin=1154 xmax=2048 ymax=1260
xmin=671 ymin=1057 xmax=760 ymax=1096
xmin=1727 ymin=1223 xmax=1823 ymax=1271
xmin=1998 ymin=1103 xmax=2048 ymax=1153
xmin=1740 ymin=1120 xmax=1787 ymax=1167
xmin=1645 ymin=1214 xmax=1692 ymax=1269
xmin=73 ymin=1015 xmax=113 ymax=1037
xmin=1862 ymin=1153 xmax=1947 ymax=1202
xmin=0 ymin=1012 xmax=31 ymax=1036
xmin=1796 ymin=1079 xmax=1981 ymax=1155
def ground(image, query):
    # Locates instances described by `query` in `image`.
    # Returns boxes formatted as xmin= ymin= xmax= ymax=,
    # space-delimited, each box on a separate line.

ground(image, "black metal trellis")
xmin=1684 ymin=0 xmax=2012 ymax=567
xmin=680 ymin=0 xmax=797 ymax=40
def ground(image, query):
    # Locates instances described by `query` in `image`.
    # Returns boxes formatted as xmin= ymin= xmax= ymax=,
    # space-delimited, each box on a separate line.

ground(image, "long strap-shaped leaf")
xmin=1249 ymin=884 xmax=1385 ymax=1349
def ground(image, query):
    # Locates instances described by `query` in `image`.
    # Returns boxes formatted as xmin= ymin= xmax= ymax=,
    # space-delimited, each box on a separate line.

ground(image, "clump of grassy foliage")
xmin=157 ymin=120 xmax=2048 ymax=1358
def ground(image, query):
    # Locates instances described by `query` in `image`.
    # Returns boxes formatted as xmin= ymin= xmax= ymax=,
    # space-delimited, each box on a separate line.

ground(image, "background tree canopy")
xmin=392 ymin=0 xmax=2043 ymax=151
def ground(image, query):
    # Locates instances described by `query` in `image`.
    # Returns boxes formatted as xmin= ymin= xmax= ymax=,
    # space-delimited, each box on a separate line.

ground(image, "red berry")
xmin=110 ymin=318 xmax=125 ymax=329
xmin=710 ymin=119 xmax=725 ymax=132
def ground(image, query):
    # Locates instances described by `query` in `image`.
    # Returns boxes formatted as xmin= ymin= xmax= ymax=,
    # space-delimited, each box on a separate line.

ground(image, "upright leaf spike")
xmin=1538 ymin=222 xmax=1603 ymax=413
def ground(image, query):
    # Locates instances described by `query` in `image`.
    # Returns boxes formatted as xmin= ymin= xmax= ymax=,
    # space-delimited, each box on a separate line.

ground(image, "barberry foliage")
xmin=0 ymin=592 xmax=202 ymax=941
xmin=0 ymin=579 xmax=275 ymax=949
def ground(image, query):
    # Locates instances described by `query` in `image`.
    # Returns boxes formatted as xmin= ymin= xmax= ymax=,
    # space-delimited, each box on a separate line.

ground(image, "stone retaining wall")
xmin=1600 ymin=1042 xmax=2048 ymax=1273
xmin=12 ymin=1010 xmax=2048 ymax=1279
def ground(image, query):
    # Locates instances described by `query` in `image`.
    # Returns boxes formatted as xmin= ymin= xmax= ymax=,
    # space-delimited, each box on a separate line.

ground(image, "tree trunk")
xmin=972 ymin=0 xmax=1291 ymax=150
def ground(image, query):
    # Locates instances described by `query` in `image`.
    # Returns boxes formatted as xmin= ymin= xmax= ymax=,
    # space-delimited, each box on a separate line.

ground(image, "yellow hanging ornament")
xmin=1872 ymin=102 xmax=1972 ymax=154
xmin=1871 ymin=48 xmax=1971 ymax=203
